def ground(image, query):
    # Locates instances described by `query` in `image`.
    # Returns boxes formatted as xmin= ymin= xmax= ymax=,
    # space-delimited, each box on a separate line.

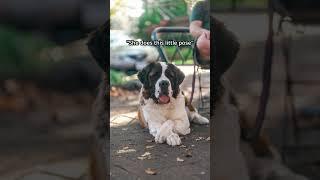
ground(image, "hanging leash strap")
xmin=189 ymin=62 xmax=197 ymax=106
xmin=189 ymin=41 xmax=199 ymax=106
xmin=243 ymin=0 xmax=274 ymax=141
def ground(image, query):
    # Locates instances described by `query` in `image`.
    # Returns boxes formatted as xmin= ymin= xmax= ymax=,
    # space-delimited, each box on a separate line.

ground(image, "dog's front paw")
xmin=155 ymin=131 xmax=166 ymax=144
xmin=166 ymin=133 xmax=181 ymax=146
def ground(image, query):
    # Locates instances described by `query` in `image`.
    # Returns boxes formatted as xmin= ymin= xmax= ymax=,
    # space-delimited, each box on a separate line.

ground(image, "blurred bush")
xmin=110 ymin=69 xmax=127 ymax=86
xmin=135 ymin=0 xmax=188 ymax=40
xmin=0 ymin=26 xmax=55 ymax=79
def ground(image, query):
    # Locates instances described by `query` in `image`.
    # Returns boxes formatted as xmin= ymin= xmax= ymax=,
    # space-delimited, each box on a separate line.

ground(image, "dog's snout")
xmin=159 ymin=80 xmax=169 ymax=88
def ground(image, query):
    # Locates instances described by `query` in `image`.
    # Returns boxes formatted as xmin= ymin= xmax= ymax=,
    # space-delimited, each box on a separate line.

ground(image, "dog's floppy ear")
xmin=168 ymin=64 xmax=185 ymax=85
xmin=137 ymin=68 xmax=147 ymax=84
xmin=87 ymin=21 xmax=108 ymax=72
xmin=138 ymin=63 xmax=154 ymax=85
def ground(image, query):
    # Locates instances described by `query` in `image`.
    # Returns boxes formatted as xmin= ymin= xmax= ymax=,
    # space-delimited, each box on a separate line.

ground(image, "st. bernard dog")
xmin=137 ymin=62 xmax=209 ymax=146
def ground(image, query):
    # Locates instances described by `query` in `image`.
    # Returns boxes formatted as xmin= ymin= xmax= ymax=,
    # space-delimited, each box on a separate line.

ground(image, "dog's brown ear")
xmin=87 ymin=21 xmax=109 ymax=72
xmin=137 ymin=68 xmax=147 ymax=84
xmin=137 ymin=62 xmax=154 ymax=85
xmin=168 ymin=64 xmax=185 ymax=85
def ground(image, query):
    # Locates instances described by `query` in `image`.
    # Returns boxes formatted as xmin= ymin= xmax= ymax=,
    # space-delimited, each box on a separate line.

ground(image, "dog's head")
xmin=138 ymin=62 xmax=185 ymax=104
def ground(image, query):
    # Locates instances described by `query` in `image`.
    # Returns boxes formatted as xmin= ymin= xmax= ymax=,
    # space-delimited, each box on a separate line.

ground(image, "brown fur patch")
xmin=184 ymin=95 xmax=196 ymax=112
xmin=137 ymin=107 xmax=147 ymax=128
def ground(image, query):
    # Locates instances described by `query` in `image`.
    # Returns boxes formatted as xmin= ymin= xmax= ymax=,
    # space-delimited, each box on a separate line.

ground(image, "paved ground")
xmin=0 ymin=89 xmax=93 ymax=180
xmin=110 ymin=67 xmax=210 ymax=180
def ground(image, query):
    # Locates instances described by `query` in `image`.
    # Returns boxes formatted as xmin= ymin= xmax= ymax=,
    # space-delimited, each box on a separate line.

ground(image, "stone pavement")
xmin=0 ymin=159 xmax=88 ymax=180
xmin=0 ymin=91 xmax=93 ymax=180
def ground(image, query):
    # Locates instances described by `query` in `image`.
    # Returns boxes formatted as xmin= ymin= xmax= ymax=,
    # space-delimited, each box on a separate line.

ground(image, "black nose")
xmin=159 ymin=80 xmax=169 ymax=88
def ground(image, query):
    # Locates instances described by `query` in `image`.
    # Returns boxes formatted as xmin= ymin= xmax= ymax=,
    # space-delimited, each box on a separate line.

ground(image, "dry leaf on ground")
xmin=185 ymin=151 xmax=192 ymax=158
xmin=116 ymin=147 xmax=136 ymax=154
xmin=145 ymin=168 xmax=157 ymax=175
xmin=137 ymin=156 xmax=147 ymax=160
xmin=141 ymin=152 xmax=151 ymax=157
xmin=177 ymin=157 xmax=184 ymax=162
xmin=146 ymin=145 xmax=154 ymax=149
xmin=195 ymin=137 xmax=205 ymax=141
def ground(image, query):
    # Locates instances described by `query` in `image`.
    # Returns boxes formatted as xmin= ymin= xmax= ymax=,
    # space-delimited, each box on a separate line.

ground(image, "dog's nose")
xmin=159 ymin=80 xmax=169 ymax=88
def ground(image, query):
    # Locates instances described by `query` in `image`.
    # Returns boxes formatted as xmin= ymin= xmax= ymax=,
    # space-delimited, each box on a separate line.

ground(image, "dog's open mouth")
xmin=158 ymin=94 xmax=170 ymax=104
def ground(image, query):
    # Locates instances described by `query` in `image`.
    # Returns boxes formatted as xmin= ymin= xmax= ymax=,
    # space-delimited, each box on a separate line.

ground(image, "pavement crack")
xmin=113 ymin=164 xmax=141 ymax=178
xmin=39 ymin=170 xmax=78 ymax=180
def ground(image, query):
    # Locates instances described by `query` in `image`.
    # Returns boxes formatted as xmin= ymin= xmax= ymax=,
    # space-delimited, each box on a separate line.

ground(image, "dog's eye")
xmin=149 ymin=70 xmax=161 ymax=78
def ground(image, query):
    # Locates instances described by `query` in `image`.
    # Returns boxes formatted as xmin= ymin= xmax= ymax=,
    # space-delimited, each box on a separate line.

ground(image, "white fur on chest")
xmin=142 ymin=92 xmax=187 ymax=124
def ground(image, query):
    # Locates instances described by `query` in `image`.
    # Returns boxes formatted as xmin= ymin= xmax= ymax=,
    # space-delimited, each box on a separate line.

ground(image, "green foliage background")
xmin=135 ymin=0 xmax=188 ymax=40
xmin=0 ymin=26 xmax=54 ymax=79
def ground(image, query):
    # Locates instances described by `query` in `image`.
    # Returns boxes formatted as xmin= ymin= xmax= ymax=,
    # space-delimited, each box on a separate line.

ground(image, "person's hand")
xmin=202 ymin=29 xmax=210 ymax=40
xmin=197 ymin=31 xmax=210 ymax=58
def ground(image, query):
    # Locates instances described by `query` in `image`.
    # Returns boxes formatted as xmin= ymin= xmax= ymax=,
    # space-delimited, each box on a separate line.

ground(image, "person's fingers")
xmin=204 ymin=31 xmax=210 ymax=39
xmin=197 ymin=38 xmax=210 ymax=50
xmin=198 ymin=32 xmax=206 ymax=41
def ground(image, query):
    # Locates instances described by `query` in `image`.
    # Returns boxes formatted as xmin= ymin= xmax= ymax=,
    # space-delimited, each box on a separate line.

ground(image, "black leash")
xmin=243 ymin=0 xmax=274 ymax=141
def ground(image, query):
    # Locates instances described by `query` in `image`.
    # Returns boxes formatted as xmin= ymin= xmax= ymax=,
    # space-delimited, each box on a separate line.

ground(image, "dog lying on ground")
xmin=137 ymin=62 xmax=209 ymax=146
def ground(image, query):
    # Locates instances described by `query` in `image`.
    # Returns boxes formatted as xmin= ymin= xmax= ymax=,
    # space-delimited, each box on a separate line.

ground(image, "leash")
xmin=189 ymin=57 xmax=197 ymax=106
xmin=243 ymin=0 xmax=274 ymax=141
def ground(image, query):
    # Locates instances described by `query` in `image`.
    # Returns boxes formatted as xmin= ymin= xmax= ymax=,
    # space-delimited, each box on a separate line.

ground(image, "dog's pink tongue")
xmin=159 ymin=95 xmax=170 ymax=104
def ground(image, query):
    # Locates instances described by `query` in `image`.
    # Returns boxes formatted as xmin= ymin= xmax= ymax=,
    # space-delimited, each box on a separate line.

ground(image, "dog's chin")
xmin=157 ymin=94 xmax=170 ymax=104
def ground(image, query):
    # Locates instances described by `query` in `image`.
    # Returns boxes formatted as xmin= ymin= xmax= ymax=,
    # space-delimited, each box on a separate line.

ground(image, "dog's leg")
xmin=173 ymin=119 xmax=191 ymax=136
xmin=147 ymin=121 xmax=162 ymax=137
xmin=184 ymin=96 xmax=209 ymax=124
xmin=142 ymin=109 xmax=166 ymax=137
xmin=186 ymin=107 xmax=209 ymax=124
xmin=155 ymin=120 xmax=182 ymax=146
xmin=155 ymin=118 xmax=191 ymax=146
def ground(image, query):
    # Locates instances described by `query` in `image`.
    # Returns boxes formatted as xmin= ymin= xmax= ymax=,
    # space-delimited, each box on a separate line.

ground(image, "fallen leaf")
xmin=195 ymin=137 xmax=205 ymax=141
xmin=176 ymin=157 xmax=184 ymax=162
xmin=141 ymin=152 xmax=151 ymax=157
xmin=206 ymin=137 xmax=210 ymax=141
xmin=146 ymin=145 xmax=154 ymax=149
xmin=146 ymin=139 xmax=153 ymax=143
xmin=145 ymin=168 xmax=157 ymax=175
xmin=179 ymin=145 xmax=187 ymax=148
xmin=116 ymin=147 xmax=136 ymax=154
xmin=185 ymin=151 xmax=192 ymax=158
xmin=200 ymin=171 xmax=205 ymax=175
xmin=137 ymin=156 xmax=147 ymax=160
xmin=191 ymin=144 xmax=195 ymax=147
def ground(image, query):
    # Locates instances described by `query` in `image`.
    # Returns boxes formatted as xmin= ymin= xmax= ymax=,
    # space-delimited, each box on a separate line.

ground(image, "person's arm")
xmin=189 ymin=1 xmax=210 ymax=39
xmin=190 ymin=20 xmax=209 ymax=38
